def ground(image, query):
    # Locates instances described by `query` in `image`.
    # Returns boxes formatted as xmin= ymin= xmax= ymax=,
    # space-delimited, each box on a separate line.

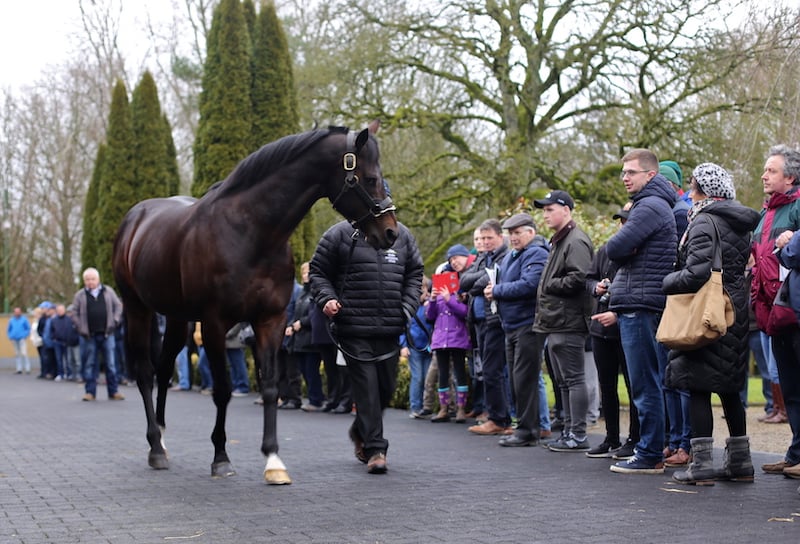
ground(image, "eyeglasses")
xmin=619 ymin=169 xmax=651 ymax=179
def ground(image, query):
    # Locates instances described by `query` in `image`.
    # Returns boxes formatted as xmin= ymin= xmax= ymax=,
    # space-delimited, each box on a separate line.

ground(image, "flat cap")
xmin=501 ymin=213 xmax=536 ymax=230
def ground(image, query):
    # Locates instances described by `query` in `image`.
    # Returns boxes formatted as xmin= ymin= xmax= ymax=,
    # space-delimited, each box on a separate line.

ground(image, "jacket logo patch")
xmin=384 ymin=249 xmax=399 ymax=264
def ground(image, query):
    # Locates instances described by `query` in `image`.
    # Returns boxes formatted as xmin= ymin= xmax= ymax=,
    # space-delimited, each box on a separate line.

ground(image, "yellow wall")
xmin=0 ymin=314 xmax=36 ymax=358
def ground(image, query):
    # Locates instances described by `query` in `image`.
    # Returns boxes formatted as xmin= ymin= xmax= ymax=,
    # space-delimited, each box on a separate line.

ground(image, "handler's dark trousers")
xmin=340 ymin=336 xmax=399 ymax=458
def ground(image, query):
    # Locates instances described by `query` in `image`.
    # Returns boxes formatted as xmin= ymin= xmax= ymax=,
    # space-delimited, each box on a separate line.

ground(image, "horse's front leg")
xmin=260 ymin=340 xmax=291 ymax=485
xmin=203 ymin=328 xmax=236 ymax=478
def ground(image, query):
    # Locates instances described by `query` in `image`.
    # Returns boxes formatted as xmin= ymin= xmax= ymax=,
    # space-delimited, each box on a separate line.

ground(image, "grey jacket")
xmin=71 ymin=285 xmax=123 ymax=337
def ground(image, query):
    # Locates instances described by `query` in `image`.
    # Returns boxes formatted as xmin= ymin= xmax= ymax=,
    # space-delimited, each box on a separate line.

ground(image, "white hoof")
xmin=264 ymin=453 xmax=291 ymax=485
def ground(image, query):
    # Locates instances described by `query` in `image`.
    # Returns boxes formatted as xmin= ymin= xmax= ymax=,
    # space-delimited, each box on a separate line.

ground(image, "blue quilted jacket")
xmin=606 ymin=173 xmax=677 ymax=312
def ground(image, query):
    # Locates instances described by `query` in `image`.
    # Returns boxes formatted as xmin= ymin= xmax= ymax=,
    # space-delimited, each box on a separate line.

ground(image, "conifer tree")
xmin=191 ymin=0 xmax=253 ymax=197
xmin=251 ymin=1 xmax=299 ymax=147
xmin=162 ymin=114 xmax=180 ymax=196
xmin=81 ymin=144 xmax=105 ymax=275
xmin=132 ymin=71 xmax=172 ymax=199
xmin=252 ymin=1 xmax=310 ymax=272
xmin=95 ymin=80 xmax=137 ymax=287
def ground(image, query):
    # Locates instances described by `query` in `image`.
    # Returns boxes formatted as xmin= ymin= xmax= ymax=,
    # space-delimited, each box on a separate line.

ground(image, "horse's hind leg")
xmin=155 ymin=318 xmax=187 ymax=430
xmin=125 ymin=307 xmax=169 ymax=469
xmin=202 ymin=322 xmax=236 ymax=478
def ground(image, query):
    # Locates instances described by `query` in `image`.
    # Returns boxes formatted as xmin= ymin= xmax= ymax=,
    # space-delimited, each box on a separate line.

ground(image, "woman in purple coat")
xmin=426 ymin=280 xmax=472 ymax=423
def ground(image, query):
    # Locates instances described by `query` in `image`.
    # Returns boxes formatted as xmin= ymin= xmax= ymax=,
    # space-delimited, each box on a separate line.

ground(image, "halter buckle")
xmin=343 ymin=153 xmax=356 ymax=171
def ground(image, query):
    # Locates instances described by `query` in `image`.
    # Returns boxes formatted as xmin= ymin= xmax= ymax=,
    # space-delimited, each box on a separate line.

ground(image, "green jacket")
xmin=533 ymin=222 xmax=594 ymax=334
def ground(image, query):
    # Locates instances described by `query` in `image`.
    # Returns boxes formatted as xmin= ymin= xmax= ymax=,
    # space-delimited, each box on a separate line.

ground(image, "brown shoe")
xmin=468 ymin=420 xmax=513 ymax=436
xmin=763 ymin=411 xmax=788 ymax=424
xmin=762 ymin=459 xmax=795 ymax=474
xmin=783 ymin=463 xmax=800 ymax=479
xmin=367 ymin=452 xmax=387 ymax=474
xmin=82 ymin=393 xmax=95 ymax=402
xmin=110 ymin=392 xmax=125 ymax=401
xmin=540 ymin=429 xmax=553 ymax=439
xmin=664 ymin=448 xmax=691 ymax=467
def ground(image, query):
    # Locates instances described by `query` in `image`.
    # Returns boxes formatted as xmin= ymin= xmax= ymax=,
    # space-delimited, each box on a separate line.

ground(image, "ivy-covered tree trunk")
xmin=191 ymin=0 xmax=254 ymax=197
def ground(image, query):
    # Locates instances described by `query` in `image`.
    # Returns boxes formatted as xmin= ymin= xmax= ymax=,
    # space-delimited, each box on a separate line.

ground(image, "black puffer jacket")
xmin=662 ymin=200 xmax=761 ymax=393
xmin=309 ymin=221 xmax=424 ymax=338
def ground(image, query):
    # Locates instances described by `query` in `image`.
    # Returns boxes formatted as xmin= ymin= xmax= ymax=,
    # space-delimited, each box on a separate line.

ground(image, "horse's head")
xmin=329 ymin=120 xmax=398 ymax=249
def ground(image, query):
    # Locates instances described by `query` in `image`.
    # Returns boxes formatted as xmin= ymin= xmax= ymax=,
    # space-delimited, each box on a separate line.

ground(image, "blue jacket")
xmin=778 ymin=231 xmax=800 ymax=322
xmin=7 ymin=315 xmax=31 ymax=341
xmin=400 ymin=304 xmax=433 ymax=352
xmin=606 ymin=173 xmax=677 ymax=312
xmin=493 ymin=237 xmax=549 ymax=332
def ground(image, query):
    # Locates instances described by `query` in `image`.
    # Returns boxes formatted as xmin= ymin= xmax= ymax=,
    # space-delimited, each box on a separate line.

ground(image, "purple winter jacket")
xmin=425 ymin=294 xmax=472 ymax=351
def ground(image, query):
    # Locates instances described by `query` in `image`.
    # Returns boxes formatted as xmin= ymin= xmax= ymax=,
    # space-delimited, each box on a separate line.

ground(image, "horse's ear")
xmin=355 ymin=129 xmax=368 ymax=152
xmin=368 ymin=119 xmax=380 ymax=134
xmin=355 ymin=120 xmax=380 ymax=152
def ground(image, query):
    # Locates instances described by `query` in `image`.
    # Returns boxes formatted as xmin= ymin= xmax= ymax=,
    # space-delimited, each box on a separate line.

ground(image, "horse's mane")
xmin=216 ymin=127 xmax=349 ymax=196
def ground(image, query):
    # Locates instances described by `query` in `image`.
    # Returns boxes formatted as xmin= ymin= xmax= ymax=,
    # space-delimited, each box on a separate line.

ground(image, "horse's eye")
xmin=364 ymin=177 xmax=378 ymax=187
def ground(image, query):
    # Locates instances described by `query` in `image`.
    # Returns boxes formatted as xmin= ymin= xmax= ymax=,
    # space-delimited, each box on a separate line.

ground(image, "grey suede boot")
xmin=716 ymin=436 xmax=754 ymax=483
xmin=673 ymin=437 xmax=715 ymax=486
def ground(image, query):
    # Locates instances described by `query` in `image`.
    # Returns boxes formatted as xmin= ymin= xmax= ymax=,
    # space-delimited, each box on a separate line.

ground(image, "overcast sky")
xmin=0 ymin=1 xmax=173 ymax=90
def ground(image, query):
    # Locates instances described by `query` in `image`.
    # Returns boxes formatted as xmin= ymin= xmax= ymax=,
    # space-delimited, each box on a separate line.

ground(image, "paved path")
xmin=1 ymin=371 xmax=799 ymax=543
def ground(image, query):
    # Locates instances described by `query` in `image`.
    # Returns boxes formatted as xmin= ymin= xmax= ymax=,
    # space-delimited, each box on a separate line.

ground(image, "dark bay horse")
xmin=112 ymin=121 xmax=397 ymax=484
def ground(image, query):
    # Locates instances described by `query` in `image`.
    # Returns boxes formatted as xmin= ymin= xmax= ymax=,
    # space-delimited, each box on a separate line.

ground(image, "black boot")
xmin=716 ymin=436 xmax=754 ymax=483
xmin=673 ymin=437 xmax=715 ymax=486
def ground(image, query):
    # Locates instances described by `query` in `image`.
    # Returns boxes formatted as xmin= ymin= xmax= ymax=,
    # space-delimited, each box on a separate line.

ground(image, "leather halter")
xmin=330 ymin=130 xmax=396 ymax=227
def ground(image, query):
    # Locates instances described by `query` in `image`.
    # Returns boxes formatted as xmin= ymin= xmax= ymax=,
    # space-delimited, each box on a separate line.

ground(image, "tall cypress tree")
xmin=191 ymin=0 xmax=253 ymax=197
xmin=251 ymin=1 xmax=299 ymax=147
xmin=131 ymin=71 xmax=171 ymax=200
xmin=251 ymin=1 xmax=310 ymax=271
xmin=81 ymin=144 xmax=105 ymax=275
xmin=96 ymin=79 xmax=136 ymax=287
xmin=162 ymin=114 xmax=180 ymax=196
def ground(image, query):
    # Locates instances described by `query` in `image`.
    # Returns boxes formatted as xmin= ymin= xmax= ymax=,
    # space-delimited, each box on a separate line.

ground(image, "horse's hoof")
xmin=211 ymin=462 xmax=236 ymax=478
xmin=264 ymin=468 xmax=292 ymax=485
xmin=148 ymin=452 xmax=169 ymax=470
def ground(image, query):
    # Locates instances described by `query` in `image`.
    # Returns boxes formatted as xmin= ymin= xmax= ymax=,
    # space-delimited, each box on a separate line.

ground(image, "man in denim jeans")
xmin=606 ymin=149 xmax=677 ymax=474
xmin=71 ymin=267 xmax=125 ymax=402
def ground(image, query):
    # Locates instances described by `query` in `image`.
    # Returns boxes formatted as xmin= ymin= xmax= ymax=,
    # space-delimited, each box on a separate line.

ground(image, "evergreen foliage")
xmin=96 ymin=80 xmax=136 ymax=287
xmin=251 ymin=1 xmax=311 ymax=272
xmin=191 ymin=0 xmax=254 ymax=197
xmin=81 ymin=144 xmax=105 ymax=276
xmin=161 ymin=114 xmax=181 ymax=196
xmin=132 ymin=71 xmax=174 ymax=199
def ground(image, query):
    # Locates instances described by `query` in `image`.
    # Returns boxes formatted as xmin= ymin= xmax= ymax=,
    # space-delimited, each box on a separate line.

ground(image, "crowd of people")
xmin=7 ymin=146 xmax=800 ymax=494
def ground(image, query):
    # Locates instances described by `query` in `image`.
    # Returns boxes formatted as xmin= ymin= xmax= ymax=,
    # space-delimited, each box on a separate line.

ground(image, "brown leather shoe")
xmin=110 ymin=392 xmax=125 ymax=401
xmin=664 ymin=448 xmax=691 ymax=467
xmin=367 ymin=452 xmax=387 ymax=474
xmin=784 ymin=464 xmax=800 ymax=479
xmin=468 ymin=420 xmax=513 ymax=436
xmin=82 ymin=393 xmax=96 ymax=402
xmin=762 ymin=459 xmax=795 ymax=474
xmin=540 ymin=429 xmax=552 ymax=439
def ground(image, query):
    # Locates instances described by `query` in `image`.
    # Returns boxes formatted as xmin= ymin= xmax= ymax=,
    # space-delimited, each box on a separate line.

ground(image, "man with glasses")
xmin=606 ymin=149 xmax=677 ymax=474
